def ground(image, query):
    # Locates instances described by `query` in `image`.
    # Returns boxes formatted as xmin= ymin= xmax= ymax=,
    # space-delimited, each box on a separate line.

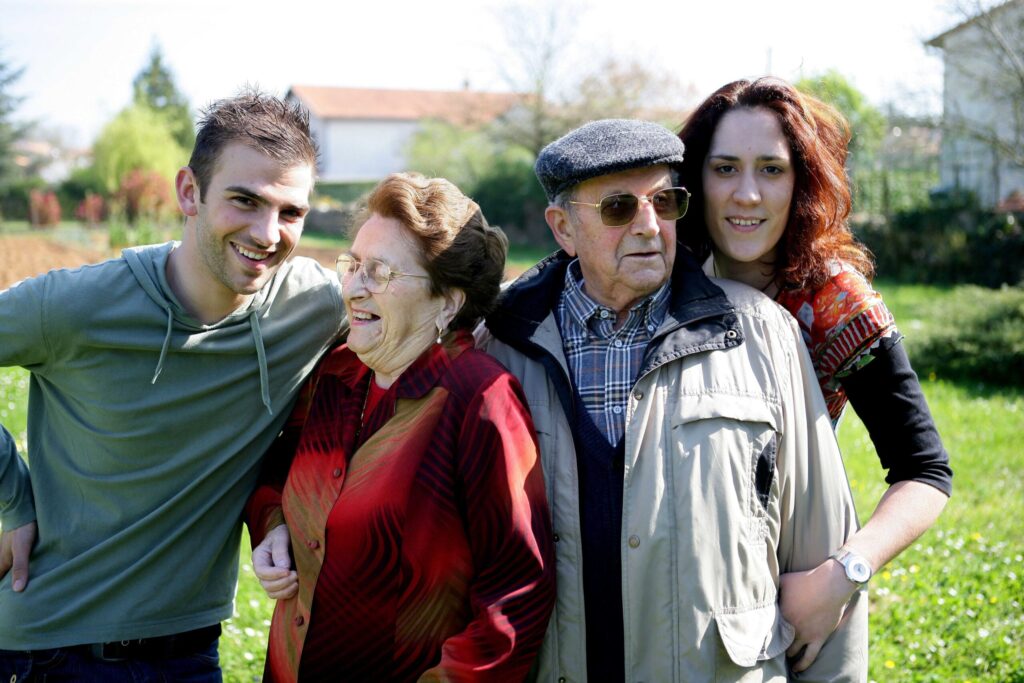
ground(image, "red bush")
xmin=29 ymin=190 xmax=62 ymax=227
xmin=76 ymin=192 xmax=106 ymax=225
xmin=115 ymin=169 xmax=172 ymax=224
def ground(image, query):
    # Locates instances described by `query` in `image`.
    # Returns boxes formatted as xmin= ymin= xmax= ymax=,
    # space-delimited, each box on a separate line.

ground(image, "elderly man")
xmin=483 ymin=119 xmax=868 ymax=681
xmin=0 ymin=91 xmax=344 ymax=681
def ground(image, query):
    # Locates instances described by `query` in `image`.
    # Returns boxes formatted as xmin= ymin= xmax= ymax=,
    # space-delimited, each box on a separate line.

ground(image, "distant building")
xmin=927 ymin=0 xmax=1024 ymax=208
xmin=286 ymin=85 xmax=520 ymax=184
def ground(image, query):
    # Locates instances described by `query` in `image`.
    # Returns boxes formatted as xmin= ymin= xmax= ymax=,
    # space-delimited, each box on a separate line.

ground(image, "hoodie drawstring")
xmin=249 ymin=310 xmax=273 ymax=415
xmin=151 ymin=306 xmax=174 ymax=385
xmin=149 ymin=306 xmax=273 ymax=416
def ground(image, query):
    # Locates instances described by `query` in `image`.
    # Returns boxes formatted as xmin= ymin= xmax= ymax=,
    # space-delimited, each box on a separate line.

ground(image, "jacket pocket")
xmin=671 ymin=394 xmax=781 ymax=533
xmin=714 ymin=602 xmax=794 ymax=671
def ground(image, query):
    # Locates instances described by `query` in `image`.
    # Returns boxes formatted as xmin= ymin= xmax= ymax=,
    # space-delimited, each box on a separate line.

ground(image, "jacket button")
xmin=628 ymin=535 xmax=640 ymax=548
xmin=332 ymin=468 xmax=342 ymax=478
xmin=552 ymin=533 xmax=560 ymax=542
xmin=307 ymin=539 xmax=320 ymax=549
xmin=633 ymin=390 xmax=643 ymax=400
xmin=294 ymin=615 xmax=305 ymax=627
xmin=726 ymin=329 xmax=738 ymax=339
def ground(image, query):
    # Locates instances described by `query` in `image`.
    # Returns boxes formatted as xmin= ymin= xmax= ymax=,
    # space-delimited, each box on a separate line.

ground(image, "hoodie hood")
xmin=123 ymin=241 xmax=277 ymax=414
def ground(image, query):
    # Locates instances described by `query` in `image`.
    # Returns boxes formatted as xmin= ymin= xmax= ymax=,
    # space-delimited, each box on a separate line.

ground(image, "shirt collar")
xmin=561 ymin=258 xmax=671 ymax=335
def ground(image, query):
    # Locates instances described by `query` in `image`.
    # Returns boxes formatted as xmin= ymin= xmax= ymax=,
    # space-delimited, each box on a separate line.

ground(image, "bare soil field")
xmin=0 ymin=234 xmax=340 ymax=290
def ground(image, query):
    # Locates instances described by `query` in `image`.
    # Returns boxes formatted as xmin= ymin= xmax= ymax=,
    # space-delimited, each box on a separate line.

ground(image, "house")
xmin=286 ymin=85 xmax=520 ymax=184
xmin=926 ymin=0 xmax=1024 ymax=208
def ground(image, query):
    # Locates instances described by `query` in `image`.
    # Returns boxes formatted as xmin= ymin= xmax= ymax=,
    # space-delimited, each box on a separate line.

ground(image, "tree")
xmin=796 ymin=70 xmax=886 ymax=157
xmin=90 ymin=103 xmax=186 ymax=197
xmin=405 ymin=120 xmax=499 ymax=192
xmin=488 ymin=1 xmax=578 ymax=157
xmin=0 ymin=48 xmax=28 ymax=196
xmin=132 ymin=44 xmax=195 ymax=150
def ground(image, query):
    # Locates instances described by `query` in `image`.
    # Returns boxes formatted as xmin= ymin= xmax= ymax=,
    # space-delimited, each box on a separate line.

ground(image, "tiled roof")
xmin=288 ymin=85 xmax=521 ymax=125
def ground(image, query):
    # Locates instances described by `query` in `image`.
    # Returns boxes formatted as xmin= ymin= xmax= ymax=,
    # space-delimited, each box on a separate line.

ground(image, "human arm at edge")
xmin=0 ymin=425 xmax=37 ymax=592
xmin=775 ymin=318 xmax=868 ymax=682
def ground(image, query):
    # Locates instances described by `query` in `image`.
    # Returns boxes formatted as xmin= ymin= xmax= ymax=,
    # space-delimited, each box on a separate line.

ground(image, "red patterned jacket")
xmin=247 ymin=331 xmax=555 ymax=682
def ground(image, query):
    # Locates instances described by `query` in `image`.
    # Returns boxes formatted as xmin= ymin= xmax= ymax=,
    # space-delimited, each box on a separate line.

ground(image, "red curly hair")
xmin=676 ymin=77 xmax=873 ymax=290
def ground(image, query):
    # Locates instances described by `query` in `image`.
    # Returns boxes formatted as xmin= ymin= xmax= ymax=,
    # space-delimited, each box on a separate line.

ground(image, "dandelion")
xmin=972 ymin=532 xmax=983 ymax=541
xmin=883 ymin=570 xmax=892 ymax=581
xmin=909 ymin=564 xmax=919 ymax=574
xmin=884 ymin=660 xmax=896 ymax=669
xmin=990 ymin=596 xmax=998 ymax=604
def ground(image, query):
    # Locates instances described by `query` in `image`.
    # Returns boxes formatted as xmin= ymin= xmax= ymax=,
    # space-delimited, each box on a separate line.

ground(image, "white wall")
xmin=317 ymin=119 xmax=421 ymax=183
xmin=937 ymin=3 xmax=1024 ymax=206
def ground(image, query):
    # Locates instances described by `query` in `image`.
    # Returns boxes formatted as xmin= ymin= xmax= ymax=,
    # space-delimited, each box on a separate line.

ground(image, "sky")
xmin=1 ymin=0 xmax=967 ymax=148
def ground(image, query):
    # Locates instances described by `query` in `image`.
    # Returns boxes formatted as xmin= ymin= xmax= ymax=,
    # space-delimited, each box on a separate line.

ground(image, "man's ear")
xmin=175 ymin=166 xmax=200 ymax=217
xmin=545 ymin=206 xmax=577 ymax=257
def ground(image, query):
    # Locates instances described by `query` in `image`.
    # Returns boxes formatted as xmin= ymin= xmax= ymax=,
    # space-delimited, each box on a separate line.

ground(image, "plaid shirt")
xmin=557 ymin=260 xmax=670 ymax=444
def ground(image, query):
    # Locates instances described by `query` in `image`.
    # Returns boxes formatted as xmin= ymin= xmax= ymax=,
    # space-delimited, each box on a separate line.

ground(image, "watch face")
xmin=848 ymin=558 xmax=872 ymax=583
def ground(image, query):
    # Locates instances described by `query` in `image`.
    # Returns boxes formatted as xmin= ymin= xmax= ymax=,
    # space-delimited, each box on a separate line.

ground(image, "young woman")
xmin=677 ymin=77 xmax=952 ymax=671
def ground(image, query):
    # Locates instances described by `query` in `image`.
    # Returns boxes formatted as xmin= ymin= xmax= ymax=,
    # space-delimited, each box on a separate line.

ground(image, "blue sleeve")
xmin=0 ymin=274 xmax=51 ymax=369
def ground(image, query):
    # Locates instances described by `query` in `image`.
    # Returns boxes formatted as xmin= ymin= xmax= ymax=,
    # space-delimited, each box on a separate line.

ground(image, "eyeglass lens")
xmin=600 ymin=188 xmax=689 ymax=226
xmin=337 ymin=255 xmax=392 ymax=293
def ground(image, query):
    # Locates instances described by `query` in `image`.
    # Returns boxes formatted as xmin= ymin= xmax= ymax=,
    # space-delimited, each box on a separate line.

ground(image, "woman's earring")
xmin=435 ymin=322 xmax=445 ymax=344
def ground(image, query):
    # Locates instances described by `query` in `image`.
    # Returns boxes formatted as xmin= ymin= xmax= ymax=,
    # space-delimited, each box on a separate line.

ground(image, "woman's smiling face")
xmin=702 ymin=106 xmax=795 ymax=281
xmin=342 ymin=214 xmax=447 ymax=386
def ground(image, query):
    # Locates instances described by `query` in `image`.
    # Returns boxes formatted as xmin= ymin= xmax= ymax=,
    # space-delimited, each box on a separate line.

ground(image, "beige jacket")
xmin=483 ymin=252 xmax=868 ymax=682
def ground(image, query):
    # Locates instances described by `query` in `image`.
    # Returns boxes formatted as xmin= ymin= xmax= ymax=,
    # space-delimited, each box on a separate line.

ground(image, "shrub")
xmin=910 ymin=285 xmax=1024 ymax=387
xmin=855 ymin=196 xmax=1023 ymax=287
xmin=28 ymin=189 xmax=61 ymax=226
xmin=114 ymin=168 xmax=173 ymax=224
xmin=0 ymin=177 xmax=46 ymax=221
xmin=76 ymin=192 xmax=106 ymax=225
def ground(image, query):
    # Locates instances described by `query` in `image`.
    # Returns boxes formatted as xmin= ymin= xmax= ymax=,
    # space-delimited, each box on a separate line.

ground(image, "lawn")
xmin=1 ymin=280 xmax=1021 ymax=682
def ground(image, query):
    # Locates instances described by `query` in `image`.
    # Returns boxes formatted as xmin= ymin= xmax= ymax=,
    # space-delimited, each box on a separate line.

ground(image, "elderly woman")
xmin=246 ymin=173 xmax=555 ymax=682
xmin=677 ymin=77 xmax=952 ymax=671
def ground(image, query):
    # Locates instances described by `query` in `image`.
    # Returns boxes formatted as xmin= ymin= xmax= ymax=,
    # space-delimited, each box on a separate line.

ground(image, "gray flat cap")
xmin=535 ymin=119 xmax=686 ymax=201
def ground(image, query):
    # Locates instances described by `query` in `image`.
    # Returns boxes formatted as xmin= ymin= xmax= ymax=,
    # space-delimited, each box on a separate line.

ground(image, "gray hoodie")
xmin=0 ymin=241 xmax=344 ymax=649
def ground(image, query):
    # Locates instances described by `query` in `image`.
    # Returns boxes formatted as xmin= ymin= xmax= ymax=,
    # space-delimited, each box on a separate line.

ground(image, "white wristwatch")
xmin=830 ymin=547 xmax=873 ymax=585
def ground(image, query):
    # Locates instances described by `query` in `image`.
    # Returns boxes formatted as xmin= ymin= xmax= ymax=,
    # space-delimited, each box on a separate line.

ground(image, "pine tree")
xmin=132 ymin=44 xmax=195 ymax=150
xmin=0 ymin=49 xmax=28 ymax=194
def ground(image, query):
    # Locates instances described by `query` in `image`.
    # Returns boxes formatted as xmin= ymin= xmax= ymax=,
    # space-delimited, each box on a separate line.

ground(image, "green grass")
xmin=2 ymin=280 xmax=1022 ymax=682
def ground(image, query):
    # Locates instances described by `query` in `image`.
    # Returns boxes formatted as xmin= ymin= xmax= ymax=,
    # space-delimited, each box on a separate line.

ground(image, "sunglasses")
xmin=569 ymin=187 xmax=690 ymax=227
xmin=336 ymin=253 xmax=430 ymax=294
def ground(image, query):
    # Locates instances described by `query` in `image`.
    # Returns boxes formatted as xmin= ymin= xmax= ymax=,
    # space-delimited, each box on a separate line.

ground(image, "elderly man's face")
xmin=546 ymin=164 xmax=676 ymax=316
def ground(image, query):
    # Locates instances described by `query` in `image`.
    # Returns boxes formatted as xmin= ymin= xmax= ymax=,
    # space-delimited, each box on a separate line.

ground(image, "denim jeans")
xmin=0 ymin=639 xmax=221 ymax=682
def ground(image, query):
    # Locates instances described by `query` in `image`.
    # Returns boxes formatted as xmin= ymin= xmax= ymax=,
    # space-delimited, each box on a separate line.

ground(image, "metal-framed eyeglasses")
xmin=569 ymin=186 xmax=690 ymax=227
xmin=336 ymin=253 xmax=431 ymax=294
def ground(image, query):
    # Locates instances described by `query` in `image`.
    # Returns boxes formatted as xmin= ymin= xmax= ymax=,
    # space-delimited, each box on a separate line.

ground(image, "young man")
xmin=0 ymin=91 xmax=345 ymax=680
xmin=482 ymin=119 xmax=868 ymax=681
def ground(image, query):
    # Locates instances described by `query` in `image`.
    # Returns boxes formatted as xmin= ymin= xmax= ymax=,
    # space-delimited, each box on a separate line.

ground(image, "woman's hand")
xmin=781 ymin=559 xmax=857 ymax=672
xmin=252 ymin=524 xmax=298 ymax=600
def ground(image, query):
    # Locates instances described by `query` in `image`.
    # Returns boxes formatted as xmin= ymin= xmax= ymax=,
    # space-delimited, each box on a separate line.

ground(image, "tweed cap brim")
xmin=534 ymin=118 xmax=686 ymax=201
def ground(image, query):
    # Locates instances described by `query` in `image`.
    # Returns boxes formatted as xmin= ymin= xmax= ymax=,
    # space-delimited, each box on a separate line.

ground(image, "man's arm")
xmin=0 ymin=425 xmax=36 ymax=592
xmin=775 ymin=321 xmax=868 ymax=682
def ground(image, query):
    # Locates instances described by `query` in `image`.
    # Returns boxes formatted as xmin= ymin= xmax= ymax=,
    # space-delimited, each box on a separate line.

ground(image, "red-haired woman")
xmin=677 ymin=77 xmax=952 ymax=671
